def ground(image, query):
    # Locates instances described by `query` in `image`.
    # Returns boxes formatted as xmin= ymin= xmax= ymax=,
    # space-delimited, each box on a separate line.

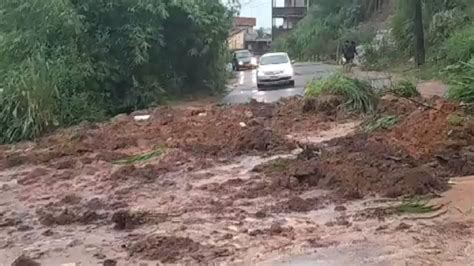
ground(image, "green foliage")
xmin=396 ymin=199 xmax=443 ymax=214
xmin=441 ymin=24 xmax=474 ymax=103
xmin=305 ymin=73 xmax=378 ymax=113
xmin=275 ymin=0 xmax=381 ymax=61
xmin=392 ymin=80 xmax=420 ymax=98
xmin=391 ymin=0 xmax=470 ymax=59
xmin=361 ymin=37 xmax=400 ymax=71
xmin=0 ymin=0 xmax=232 ymax=143
xmin=113 ymin=148 xmax=164 ymax=165
xmin=446 ymin=114 xmax=465 ymax=126
xmin=363 ymin=115 xmax=399 ymax=133
xmin=446 ymin=59 xmax=474 ymax=103
xmin=437 ymin=23 xmax=474 ymax=64
xmin=270 ymin=159 xmax=290 ymax=172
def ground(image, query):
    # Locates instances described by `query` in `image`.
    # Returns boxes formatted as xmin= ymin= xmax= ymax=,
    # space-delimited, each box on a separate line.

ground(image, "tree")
xmin=413 ymin=0 xmax=426 ymax=65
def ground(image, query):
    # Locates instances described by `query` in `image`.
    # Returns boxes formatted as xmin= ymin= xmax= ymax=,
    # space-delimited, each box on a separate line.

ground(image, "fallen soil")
xmin=256 ymin=98 xmax=474 ymax=199
xmin=1 ymin=94 xmax=474 ymax=265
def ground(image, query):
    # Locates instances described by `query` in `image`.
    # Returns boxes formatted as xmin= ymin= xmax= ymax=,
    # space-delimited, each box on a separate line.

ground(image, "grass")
xmin=363 ymin=115 xmax=399 ymax=133
xmin=447 ymin=114 xmax=465 ymax=126
xmin=392 ymin=80 xmax=420 ymax=98
xmin=270 ymin=159 xmax=290 ymax=172
xmin=305 ymin=73 xmax=378 ymax=113
xmin=113 ymin=148 xmax=164 ymax=165
xmin=396 ymin=199 xmax=443 ymax=214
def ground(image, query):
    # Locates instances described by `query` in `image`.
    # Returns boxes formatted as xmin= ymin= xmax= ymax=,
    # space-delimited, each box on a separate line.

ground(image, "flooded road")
xmin=223 ymin=63 xmax=337 ymax=104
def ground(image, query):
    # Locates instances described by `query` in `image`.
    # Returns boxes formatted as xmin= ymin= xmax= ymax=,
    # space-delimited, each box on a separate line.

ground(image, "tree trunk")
xmin=413 ymin=0 xmax=425 ymax=66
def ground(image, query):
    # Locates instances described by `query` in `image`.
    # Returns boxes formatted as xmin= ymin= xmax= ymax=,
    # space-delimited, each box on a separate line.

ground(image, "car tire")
xmin=257 ymin=83 xmax=263 ymax=90
xmin=289 ymin=80 xmax=295 ymax=87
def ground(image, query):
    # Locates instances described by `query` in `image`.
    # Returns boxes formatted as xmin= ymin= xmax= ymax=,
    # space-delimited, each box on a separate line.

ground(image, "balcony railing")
xmin=272 ymin=7 xmax=307 ymax=18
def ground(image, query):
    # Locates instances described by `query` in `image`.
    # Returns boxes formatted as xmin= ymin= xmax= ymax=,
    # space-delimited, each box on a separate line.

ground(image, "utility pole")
xmin=271 ymin=0 xmax=274 ymax=41
xmin=413 ymin=0 xmax=425 ymax=66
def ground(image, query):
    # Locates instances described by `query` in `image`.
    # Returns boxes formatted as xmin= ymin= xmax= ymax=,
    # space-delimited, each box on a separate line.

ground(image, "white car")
xmin=256 ymin=52 xmax=295 ymax=89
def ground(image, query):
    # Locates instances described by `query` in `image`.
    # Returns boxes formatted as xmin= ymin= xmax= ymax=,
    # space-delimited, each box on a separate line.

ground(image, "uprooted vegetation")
xmin=305 ymin=74 xmax=378 ymax=113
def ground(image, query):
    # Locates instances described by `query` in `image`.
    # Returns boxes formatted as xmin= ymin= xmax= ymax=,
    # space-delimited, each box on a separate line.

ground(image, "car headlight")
xmin=285 ymin=68 xmax=294 ymax=76
xmin=257 ymin=71 xmax=265 ymax=77
xmin=238 ymin=61 xmax=243 ymax=65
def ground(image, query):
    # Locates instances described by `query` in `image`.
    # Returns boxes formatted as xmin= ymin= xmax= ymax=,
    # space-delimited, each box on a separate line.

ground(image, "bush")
xmin=437 ymin=23 xmax=474 ymax=64
xmin=361 ymin=35 xmax=400 ymax=71
xmin=0 ymin=0 xmax=232 ymax=143
xmin=363 ymin=115 xmax=400 ymax=133
xmin=392 ymin=80 xmax=420 ymax=98
xmin=446 ymin=59 xmax=474 ymax=103
xmin=305 ymin=73 xmax=378 ymax=113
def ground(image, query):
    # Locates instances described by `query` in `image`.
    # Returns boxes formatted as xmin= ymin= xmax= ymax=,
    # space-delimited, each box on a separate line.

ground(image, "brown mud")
xmin=1 ymin=95 xmax=474 ymax=265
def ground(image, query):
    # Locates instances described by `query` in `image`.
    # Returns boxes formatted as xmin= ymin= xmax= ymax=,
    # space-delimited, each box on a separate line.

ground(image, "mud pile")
xmin=256 ymin=99 xmax=474 ymax=199
xmin=0 ymin=98 xmax=330 ymax=170
xmin=128 ymin=235 xmax=230 ymax=263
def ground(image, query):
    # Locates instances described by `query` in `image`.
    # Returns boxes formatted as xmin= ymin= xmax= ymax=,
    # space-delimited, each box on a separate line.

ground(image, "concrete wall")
xmin=229 ymin=31 xmax=245 ymax=50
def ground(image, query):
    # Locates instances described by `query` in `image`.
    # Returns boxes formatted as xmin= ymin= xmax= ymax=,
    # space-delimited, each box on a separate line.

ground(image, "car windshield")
xmin=236 ymin=51 xmax=251 ymax=59
xmin=260 ymin=54 xmax=289 ymax=65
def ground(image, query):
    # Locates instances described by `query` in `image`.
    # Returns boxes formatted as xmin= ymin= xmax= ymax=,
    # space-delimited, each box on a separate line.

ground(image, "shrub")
xmin=361 ymin=36 xmax=400 ymax=71
xmin=305 ymin=73 xmax=378 ymax=113
xmin=437 ymin=23 xmax=474 ymax=64
xmin=0 ymin=0 xmax=232 ymax=143
xmin=392 ymin=80 xmax=420 ymax=98
xmin=363 ymin=115 xmax=400 ymax=133
xmin=446 ymin=59 xmax=474 ymax=103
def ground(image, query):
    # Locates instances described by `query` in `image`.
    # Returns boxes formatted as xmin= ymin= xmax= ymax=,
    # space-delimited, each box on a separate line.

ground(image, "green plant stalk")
xmin=113 ymin=148 xmax=164 ymax=165
xmin=396 ymin=200 xmax=443 ymax=214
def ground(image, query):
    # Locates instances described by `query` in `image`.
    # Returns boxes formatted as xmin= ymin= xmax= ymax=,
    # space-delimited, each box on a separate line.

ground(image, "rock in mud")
xmin=276 ymin=197 xmax=321 ymax=213
xmin=384 ymin=166 xmax=448 ymax=198
xmin=103 ymin=259 xmax=117 ymax=266
xmin=269 ymin=222 xmax=284 ymax=235
xmin=303 ymin=95 xmax=344 ymax=115
xmin=37 ymin=207 xmax=104 ymax=226
xmin=128 ymin=235 xmax=203 ymax=263
xmin=111 ymin=210 xmax=146 ymax=230
xmin=395 ymin=222 xmax=412 ymax=231
xmin=11 ymin=255 xmax=41 ymax=266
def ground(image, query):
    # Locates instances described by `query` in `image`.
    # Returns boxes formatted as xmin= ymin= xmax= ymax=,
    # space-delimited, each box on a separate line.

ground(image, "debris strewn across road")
xmin=0 ymin=93 xmax=473 ymax=265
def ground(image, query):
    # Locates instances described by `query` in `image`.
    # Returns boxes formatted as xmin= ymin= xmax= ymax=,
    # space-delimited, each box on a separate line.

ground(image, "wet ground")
xmin=0 ymin=79 xmax=470 ymax=265
xmin=223 ymin=63 xmax=337 ymax=104
xmin=222 ymin=63 xmax=447 ymax=105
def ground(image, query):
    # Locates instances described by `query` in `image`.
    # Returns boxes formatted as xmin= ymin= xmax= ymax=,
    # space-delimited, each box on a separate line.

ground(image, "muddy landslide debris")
xmin=1 ymin=95 xmax=474 ymax=264
xmin=11 ymin=255 xmax=41 ymax=266
xmin=128 ymin=235 xmax=228 ymax=263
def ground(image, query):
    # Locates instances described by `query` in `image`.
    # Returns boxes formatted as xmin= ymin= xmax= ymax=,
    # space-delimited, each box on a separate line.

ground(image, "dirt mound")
xmin=0 ymin=97 xmax=333 ymax=173
xmin=12 ymin=255 xmax=41 ymax=266
xmin=229 ymin=125 xmax=295 ymax=156
xmin=303 ymin=95 xmax=344 ymax=116
xmin=111 ymin=210 xmax=167 ymax=230
xmin=272 ymin=196 xmax=322 ymax=213
xmin=253 ymin=158 xmax=322 ymax=189
xmin=110 ymin=164 xmax=171 ymax=182
xmin=379 ymin=94 xmax=419 ymax=116
xmin=128 ymin=235 xmax=228 ymax=263
xmin=255 ymin=133 xmax=450 ymax=199
xmin=36 ymin=206 xmax=107 ymax=226
xmin=387 ymin=100 xmax=458 ymax=159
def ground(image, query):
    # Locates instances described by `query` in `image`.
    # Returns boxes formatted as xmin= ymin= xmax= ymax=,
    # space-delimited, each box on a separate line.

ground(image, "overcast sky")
xmin=240 ymin=0 xmax=272 ymax=28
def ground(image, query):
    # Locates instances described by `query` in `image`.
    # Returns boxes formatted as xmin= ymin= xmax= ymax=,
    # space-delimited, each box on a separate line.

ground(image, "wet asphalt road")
xmin=222 ymin=62 xmax=338 ymax=104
